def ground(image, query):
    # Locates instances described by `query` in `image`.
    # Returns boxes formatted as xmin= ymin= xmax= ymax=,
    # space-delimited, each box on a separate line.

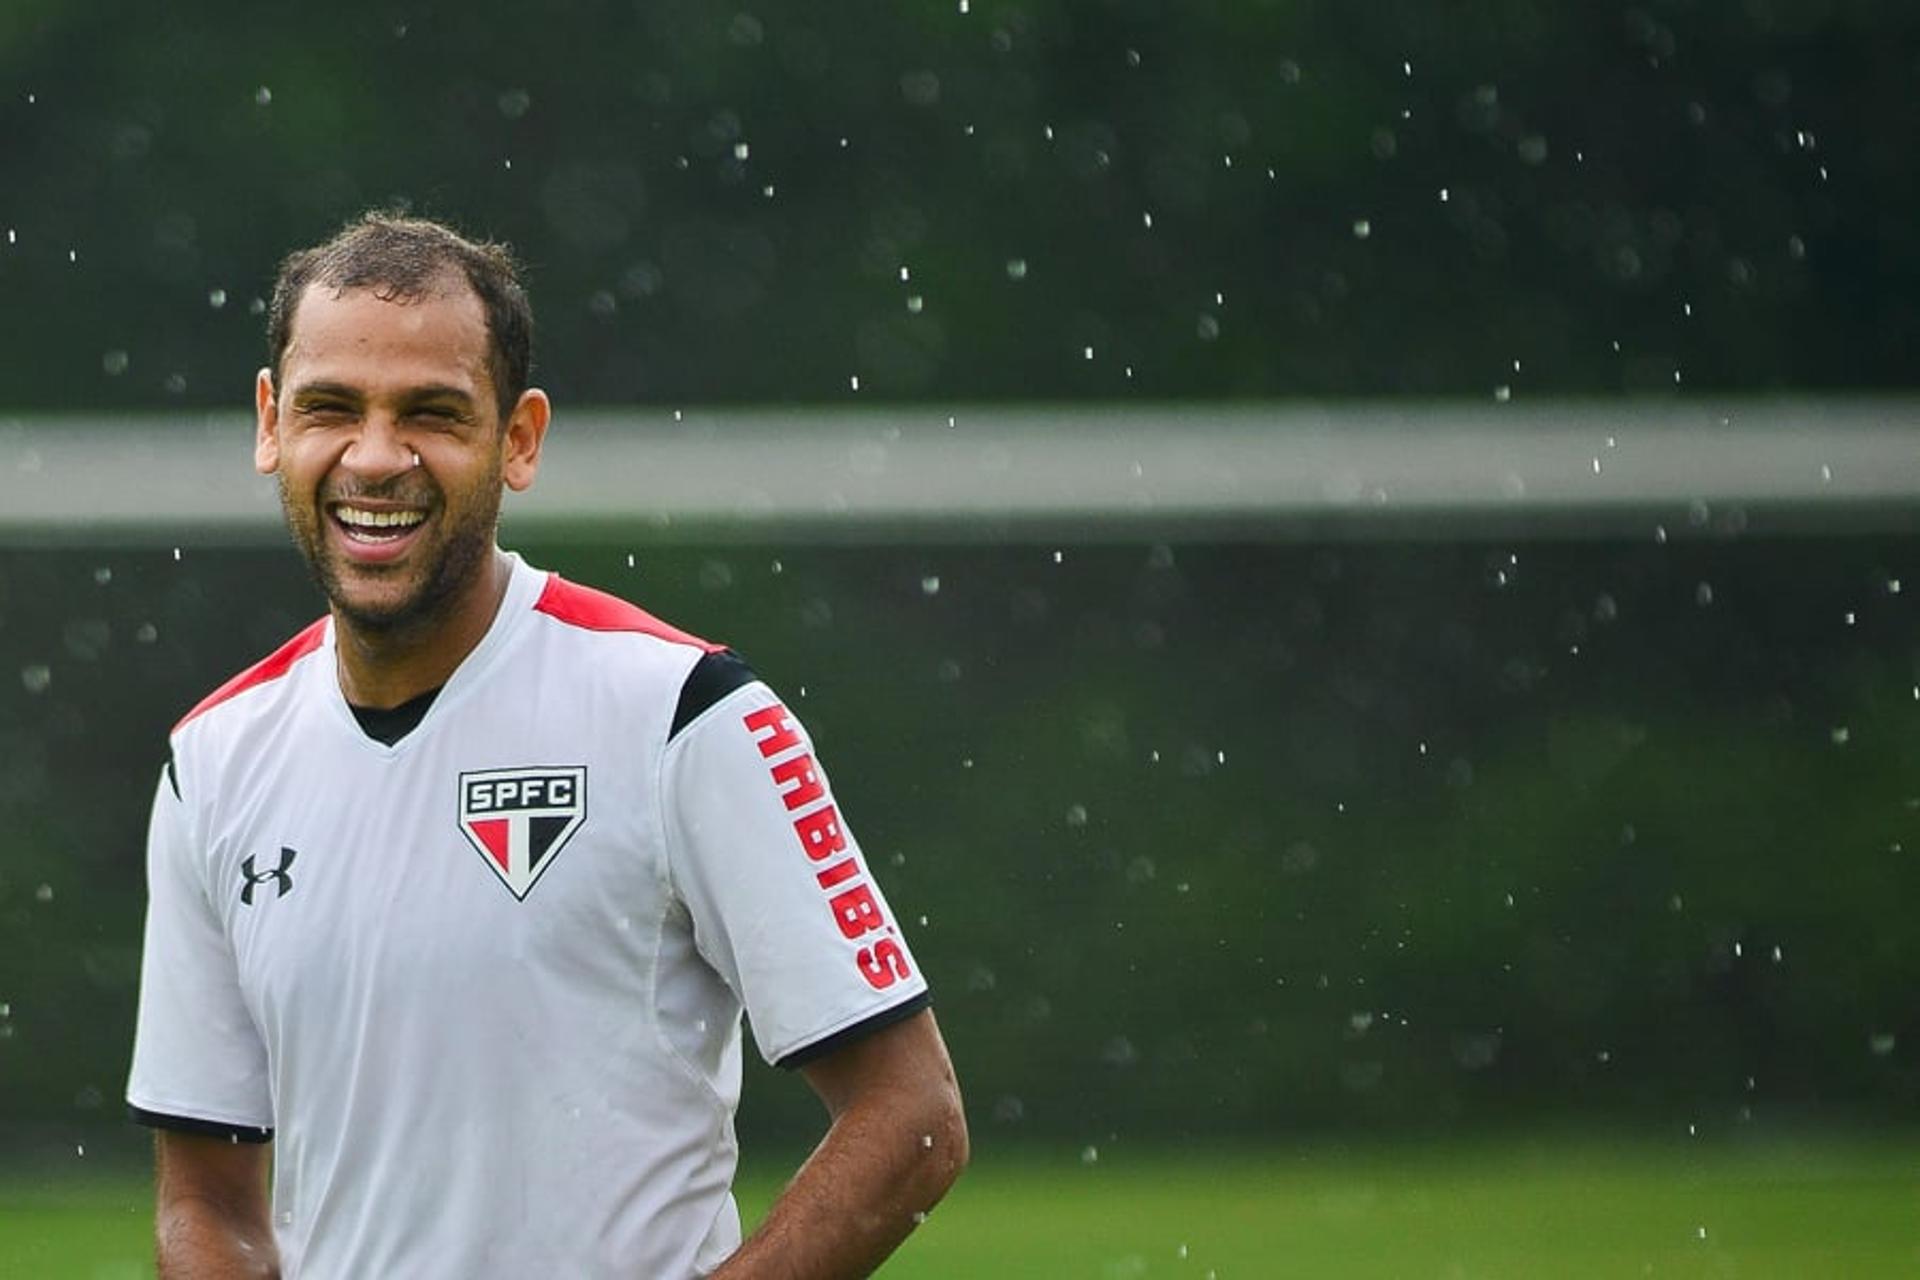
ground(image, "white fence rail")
xmin=5 ymin=398 xmax=1917 ymax=542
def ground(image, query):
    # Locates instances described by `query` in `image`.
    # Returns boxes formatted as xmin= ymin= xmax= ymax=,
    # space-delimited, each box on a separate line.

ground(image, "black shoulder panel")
xmin=669 ymin=650 xmax=758 ymax=740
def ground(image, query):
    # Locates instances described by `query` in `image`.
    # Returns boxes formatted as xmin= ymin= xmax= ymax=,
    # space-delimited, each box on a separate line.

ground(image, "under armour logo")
xmin=240 ymin=847 xmax=298 ymax=905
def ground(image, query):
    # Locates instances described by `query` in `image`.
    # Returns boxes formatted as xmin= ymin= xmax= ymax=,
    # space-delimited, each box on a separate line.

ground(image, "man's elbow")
xmin=925 ymin=1076 xmax=970 ymax=1194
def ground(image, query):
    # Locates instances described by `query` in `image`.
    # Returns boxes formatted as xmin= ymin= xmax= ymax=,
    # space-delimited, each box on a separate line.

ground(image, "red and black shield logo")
xmin=457 ymin=766 xmax=588 ymax=900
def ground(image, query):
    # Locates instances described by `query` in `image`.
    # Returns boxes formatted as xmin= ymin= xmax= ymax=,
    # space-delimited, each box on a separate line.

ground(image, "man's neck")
xmin=333 ymin=550 xmax=513 ymax=710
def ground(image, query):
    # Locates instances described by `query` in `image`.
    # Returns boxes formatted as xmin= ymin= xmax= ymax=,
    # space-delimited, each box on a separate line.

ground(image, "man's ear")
xmin=502 ymin=388 xmax=551 ymax=492
xmin=254 ymin=369 xmax=280 ymax=475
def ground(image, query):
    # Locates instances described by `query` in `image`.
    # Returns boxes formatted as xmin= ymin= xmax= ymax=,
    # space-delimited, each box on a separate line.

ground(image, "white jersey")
xmin=126 ymin=553 xmax=928 ymax=1279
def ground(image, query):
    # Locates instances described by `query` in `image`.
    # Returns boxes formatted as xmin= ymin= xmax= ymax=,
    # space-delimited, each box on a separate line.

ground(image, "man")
xmin=126 ymin=212 xmax=966 ymax=1278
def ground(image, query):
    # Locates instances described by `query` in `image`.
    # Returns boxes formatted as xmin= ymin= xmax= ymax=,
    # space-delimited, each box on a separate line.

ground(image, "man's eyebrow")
xmin=400 ymin=385 xmax=478 ymax=405
xmin=286 ymin=382 xmax=477 ymax=406
xmin=288 ymin=380 xmax=363 ymax=404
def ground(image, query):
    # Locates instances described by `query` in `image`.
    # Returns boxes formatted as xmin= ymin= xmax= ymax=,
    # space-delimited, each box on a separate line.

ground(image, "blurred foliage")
xmin=3 ymin=535 xmax=1917 ymax=1159
xmin=0 ymin=0 xmax=1916 ymax=407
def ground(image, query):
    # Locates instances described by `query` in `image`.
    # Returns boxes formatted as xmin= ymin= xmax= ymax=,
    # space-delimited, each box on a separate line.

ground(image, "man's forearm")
xmin=710 ymin=1082 xmax=967 ymax=1279
xmin=157 ymin=1197 xmax=282 ymax=1279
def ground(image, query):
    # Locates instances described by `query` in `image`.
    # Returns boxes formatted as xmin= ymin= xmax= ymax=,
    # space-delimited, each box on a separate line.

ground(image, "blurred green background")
xmin=4 ymin=1 xmax=1920 ymax=1274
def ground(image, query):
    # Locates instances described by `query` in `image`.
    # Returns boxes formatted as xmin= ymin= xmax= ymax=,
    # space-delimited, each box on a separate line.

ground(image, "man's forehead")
xmin=283 ymin=276 xmax=490 ymax=373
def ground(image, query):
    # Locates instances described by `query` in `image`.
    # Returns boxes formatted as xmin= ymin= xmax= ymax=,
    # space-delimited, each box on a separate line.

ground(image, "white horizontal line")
xmin=5 ymin=398 xmax=1917 ymax=541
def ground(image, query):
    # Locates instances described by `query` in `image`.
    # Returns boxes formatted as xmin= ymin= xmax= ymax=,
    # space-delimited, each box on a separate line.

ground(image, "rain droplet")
xmin=1065 ymin=804 xmax=1088 ymax=827
xmin=1083 ymin=345 xmax=1095 ymax=361
xmin=1352 ymin=218 xmax=1371 ymax=239
xmin=1695 ymin=582 xmax=1714 ymax=606
xmin=733 ymin=141 xmax=750 ymax=161
xmin=906 ymin=295 xmax=924 ymax=314
xmin=35 ymin=883 xmax=54 ymax=902
xmin=1869 ymin=1032 xmax=1896 ymax=1056
xmin=1080 ymin=1144 xmax=1099 ymax=1165
xmin=1830 ymin=726 xmax=1850 ymax=745
xmin=254 ymin=86 xmax=272 ymax=106
xmin=1493 ymin=384 xmax=1512 ymax=402
xmin=20 ymin=664 xmax=51 ymax=694
xmin=920 ymin=575 xmax=941 ymax=595
xmin=101 ymin=350 xmax=129 ymax=376
xmin=208 ymin=288 xmax=228 ymax=309
xmin=849 ymin=375 xmax=861 ymax=391
xmin=1005 ymin=258 xmax=1028 ymax=281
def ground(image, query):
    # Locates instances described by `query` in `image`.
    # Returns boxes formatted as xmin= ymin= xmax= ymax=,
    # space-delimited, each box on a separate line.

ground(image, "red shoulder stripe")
xmin=173 ymin=617 xmax=329 ymax=733
xmin=533 ymin=574 xmax=724 ymax=653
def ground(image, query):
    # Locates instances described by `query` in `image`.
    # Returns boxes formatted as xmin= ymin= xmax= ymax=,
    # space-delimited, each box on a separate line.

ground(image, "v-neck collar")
xmin=317 ymin=552 xmax=542 ymax=757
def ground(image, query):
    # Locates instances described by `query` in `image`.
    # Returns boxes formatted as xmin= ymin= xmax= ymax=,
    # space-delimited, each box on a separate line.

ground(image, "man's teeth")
xmin=336 ymin=507 xmax=426 ymax=530
xmin=335 ymin=507 xmax=426 ymax=540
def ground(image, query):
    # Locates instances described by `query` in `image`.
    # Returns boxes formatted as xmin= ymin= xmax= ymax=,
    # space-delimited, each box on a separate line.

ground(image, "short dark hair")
xmin=266 ymin=212 xmax=534 ymax=422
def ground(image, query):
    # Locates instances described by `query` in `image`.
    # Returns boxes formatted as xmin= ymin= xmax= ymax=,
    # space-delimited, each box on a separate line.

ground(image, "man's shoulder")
xmin=524 ymin=573 xmax=763 ymax=739
xmin=530 ymin=572 xmax=726 ymax=655
xmin=172 ymin=616 xmax=329 ymax=736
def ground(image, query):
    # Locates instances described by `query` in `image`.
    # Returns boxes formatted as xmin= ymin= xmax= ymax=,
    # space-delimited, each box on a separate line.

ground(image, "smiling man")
xmin=126 ymin=213 xmax=966 ymax=1279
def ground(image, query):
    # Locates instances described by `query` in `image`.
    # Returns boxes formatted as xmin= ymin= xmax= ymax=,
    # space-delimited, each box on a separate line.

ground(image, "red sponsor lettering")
xmin=857 ymin=939 xmax=913 ymax=990
xmin=793 ymin=804 xmax=846 ymax=861
xmin=815 ymin=858 xmax=860 ymax=890
xmin=770 ymin=753 xmax=825 ymax=811
xmin=746 ymin=701 xmax=909 ymax=984
xmin=828 ymin=883 xmax=885 ymax=939
xmin=742 ymin=704 xmax=802 ymax=758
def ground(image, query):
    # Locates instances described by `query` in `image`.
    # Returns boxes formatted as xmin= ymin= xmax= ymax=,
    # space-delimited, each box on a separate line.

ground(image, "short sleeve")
xmin=126 ymin=762 xmax=274 ymax=1138
xmin=663 ymin=681 xmax=929 ymax=1067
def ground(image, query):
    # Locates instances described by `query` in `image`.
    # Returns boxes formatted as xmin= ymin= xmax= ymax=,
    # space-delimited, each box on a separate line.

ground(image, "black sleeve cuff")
xmin=776 ymin=992 xmax=933 ymax=1070
xmin=129 ymin=1104 xmax=273 ymax=1144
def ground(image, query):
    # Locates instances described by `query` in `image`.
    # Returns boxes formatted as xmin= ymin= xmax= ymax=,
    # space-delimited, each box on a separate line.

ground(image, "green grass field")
xmin=4 ymin=1138 xmax=1916 ymax=1277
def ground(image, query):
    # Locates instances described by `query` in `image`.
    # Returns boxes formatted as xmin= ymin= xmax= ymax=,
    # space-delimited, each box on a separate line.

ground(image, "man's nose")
xmin=339 ymin=414 xmax=415 ymax=479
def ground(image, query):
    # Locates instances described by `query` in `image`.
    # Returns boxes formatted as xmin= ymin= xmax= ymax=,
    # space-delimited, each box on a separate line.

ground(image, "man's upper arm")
xmin=156 ymin=1129 xmax=273 ymax=1217
xmin=154 ymin=1130 xmax=277 ymax=1277
xmin=799 ymin=1008 xmax=966 ymax=1136
xmin=661 ymin=670 xmax=932 ymax=1068
xmin=127 ymin=761 xmax=274 ymax=1136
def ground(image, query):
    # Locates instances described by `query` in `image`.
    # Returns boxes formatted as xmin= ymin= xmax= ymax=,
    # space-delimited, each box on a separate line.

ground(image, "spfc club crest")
xmin=457 ymin=766 xmax=588 ymax=900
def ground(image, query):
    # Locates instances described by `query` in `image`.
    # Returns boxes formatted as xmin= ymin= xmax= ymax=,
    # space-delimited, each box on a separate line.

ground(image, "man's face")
xmin=254 ymin=280 xmax=540 ymax=634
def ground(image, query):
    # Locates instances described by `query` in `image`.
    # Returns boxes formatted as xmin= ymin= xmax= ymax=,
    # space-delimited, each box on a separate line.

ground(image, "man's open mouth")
xmin=331 ymin=504 xmax=429 ymax=544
